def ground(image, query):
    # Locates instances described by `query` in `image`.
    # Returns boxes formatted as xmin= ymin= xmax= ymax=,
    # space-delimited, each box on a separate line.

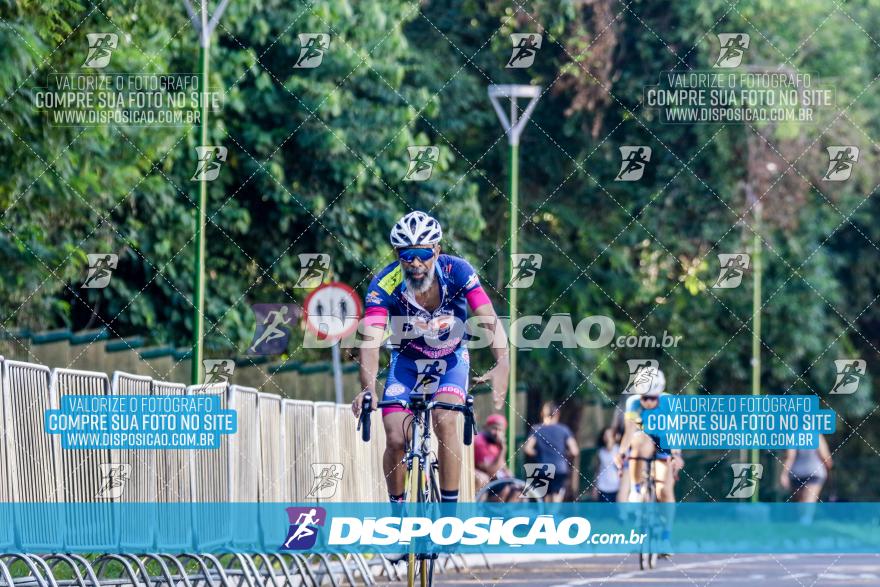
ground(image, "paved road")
xmin=392 ymin=554 xmax=880 ymax=586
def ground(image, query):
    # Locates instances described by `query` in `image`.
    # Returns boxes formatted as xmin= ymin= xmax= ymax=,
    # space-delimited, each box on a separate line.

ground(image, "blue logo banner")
xmin=642 ymin=395 xmax=836 ymax=449
xmin=0 ymin=503 xmax=877 ymax=554
xmin=43 ymin=394 xmax=237 ymax=449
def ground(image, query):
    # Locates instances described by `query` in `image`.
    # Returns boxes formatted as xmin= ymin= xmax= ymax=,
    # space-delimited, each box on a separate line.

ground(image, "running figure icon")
xmin=507 ymin=34 xmax=540 ymax=67
xmin=296 ymin=36 xmax=327 ymax=67
xmin=713 ymin=254 xmax=749 ymax=288
xmin=824 ymin=147 xmax=857 ymax=180
xmin=249 ymin=306 xmax=293 ymax=353
xmin=714 ymin=34 xmax=748 ymax=67
xmin=283 ymin=508 xmax=322 ymax=549
xmin=616 ymin=147 xmax=651 ymax=180
xmin=509 ymin=254 xmax=540 ymax=287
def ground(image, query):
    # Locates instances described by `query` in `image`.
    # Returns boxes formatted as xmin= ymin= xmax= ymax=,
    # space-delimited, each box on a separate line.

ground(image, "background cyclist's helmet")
xmin=636 ymin=366 xmax=666 ymax=397
xmin=389 ymin=211 xmax=443 ymax=247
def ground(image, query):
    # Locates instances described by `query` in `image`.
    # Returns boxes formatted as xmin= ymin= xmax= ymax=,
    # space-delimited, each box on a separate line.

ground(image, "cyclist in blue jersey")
xmin=615 ymin=366 xmax=684 ymax=503
xmin=615 ymin=366 xmax=684 ymax=558
xmin=352 ymin=211 xmax=509 ymax=505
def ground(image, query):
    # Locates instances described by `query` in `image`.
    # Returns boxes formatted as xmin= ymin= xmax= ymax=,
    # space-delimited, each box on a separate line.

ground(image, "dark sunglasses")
xmin=398 ymin=248 xmax=435 ymax=263
xmin=640 ymin=395 xmax=659 ymax=402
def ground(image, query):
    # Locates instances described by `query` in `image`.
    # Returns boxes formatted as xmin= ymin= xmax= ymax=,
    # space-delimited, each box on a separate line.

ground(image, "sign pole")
xmin=750 ymin=194 xmax=763 ymax=502
xmin=507 ymin=139 xmax=519 ymax=468
xmin=182 ymin=0 xmax=230 ymax=385
xmin=331 ymin=341 xmax=344 ymax=404
xmin=192 ymin=31 xmax=209 ymax=385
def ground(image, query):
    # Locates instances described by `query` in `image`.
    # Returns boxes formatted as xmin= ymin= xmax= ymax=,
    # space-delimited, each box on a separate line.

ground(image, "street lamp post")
xmin=182 ymin=0 xmax=229 ymax=384
xmin=488 ymin=85 xmax=541 ymax=467
xmin=740 ymin=65 xmax=793 ymax=501
xmin=746 ymin=182 xmax=763 ymax=503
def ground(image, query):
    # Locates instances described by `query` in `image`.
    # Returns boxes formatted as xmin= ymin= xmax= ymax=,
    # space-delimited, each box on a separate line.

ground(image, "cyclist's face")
xmin=398 ymin=246 xmax=438 ymax=284
xmin=640 ymin=395 xmax=659 ymax=408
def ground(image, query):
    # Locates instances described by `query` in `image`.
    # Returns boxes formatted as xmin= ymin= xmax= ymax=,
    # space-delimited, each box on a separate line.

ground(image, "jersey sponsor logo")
xmin=410 ymin=313 xmax=455 ymax=335
xmin=365 ymin=290 xmax=382 ymax=305
xmin=378 ymin=266 xmax=403 ymax=294
xmin=385 ymin=383 xmax=406 ymax=397
xmin=402 ymin=343 xmax=458 ymax=358
xmin=464 ymin=272 xmax=479 ymax=290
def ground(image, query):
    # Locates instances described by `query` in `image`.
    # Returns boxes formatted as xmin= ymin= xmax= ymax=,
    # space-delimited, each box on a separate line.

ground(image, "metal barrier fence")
xmin=283 ymin=400 xmax=318 ymax=501
xmin=0 ymin=357 xmax=480 ymax=585
xmin=111 ymin=371 xmax=155 ymax=552
xmin=152 ymin=379 xmax=191 ymax=551
xmin=3 ymin=359 xmax=61 ymax=551
xmin=0 ymin=357 xmax=476 ymax=529
xmin=188 ymin=382 xmax=233 ymax=550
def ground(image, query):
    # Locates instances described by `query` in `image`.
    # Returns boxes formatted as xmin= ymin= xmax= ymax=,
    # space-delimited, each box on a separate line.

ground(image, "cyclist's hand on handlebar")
xmin=352 ymin=390 xmax=377 ymax=417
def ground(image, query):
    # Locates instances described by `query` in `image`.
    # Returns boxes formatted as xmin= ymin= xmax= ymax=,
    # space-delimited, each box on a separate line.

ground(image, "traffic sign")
xmin=302 ymin=282 xmax=362 ymax=341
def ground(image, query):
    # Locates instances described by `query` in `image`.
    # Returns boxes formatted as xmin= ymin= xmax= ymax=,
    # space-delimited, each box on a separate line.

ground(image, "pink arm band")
xmin=363 ymin=306 xmax=389 ymax=328
xmin=466 ymin=286 xmax=492 ymax=311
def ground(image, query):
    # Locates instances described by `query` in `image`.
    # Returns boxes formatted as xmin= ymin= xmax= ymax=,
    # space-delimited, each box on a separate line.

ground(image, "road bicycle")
xmin=358 ymin=391 xmax=476 ymax=587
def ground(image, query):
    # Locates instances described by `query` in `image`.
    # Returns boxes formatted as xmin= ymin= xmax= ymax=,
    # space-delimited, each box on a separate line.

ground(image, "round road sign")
xmin=303 ymin=282 xmax=363 ymax=341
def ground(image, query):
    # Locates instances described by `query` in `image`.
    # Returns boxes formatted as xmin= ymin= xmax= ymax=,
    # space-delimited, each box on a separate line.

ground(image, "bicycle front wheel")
xmin=406 ymin=457 xmax=437 ymax=587
xmin=638 ymin=480 xmax=658 ymax=570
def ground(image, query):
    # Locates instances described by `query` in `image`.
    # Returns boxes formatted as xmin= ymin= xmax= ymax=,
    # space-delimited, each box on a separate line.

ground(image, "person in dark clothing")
xmin=523 ymin=401 xmax=579 ymax=502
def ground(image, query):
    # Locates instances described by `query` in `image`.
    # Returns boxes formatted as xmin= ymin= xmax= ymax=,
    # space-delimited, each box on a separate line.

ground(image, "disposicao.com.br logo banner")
xmin=2 ymin=503 xmax=878 ymax=554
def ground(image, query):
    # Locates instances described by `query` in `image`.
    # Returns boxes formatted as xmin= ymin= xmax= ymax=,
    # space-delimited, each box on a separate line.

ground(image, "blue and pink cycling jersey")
xmin=625 ymin=393 xmax=671 ymax=459
xmin=363 ymin=254 xmax=491 ymax=415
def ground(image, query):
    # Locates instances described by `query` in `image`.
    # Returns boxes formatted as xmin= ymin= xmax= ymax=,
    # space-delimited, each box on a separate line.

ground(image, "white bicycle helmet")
xmin=635 ymin=366 xmax=666 ymax=397
xmin=389 ymin=211 xmax=443 ymax=247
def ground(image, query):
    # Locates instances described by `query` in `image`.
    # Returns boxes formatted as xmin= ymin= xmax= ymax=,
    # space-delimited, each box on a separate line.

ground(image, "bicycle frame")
xmin=357 ymin=392 xmax=475 ymax=587
xmin=403 ymin=396 xmax=437 ymax=503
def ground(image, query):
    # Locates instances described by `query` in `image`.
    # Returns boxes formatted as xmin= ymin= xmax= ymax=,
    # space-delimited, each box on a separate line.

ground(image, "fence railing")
xmin=0 ymin=356 xmax=476 ymax=551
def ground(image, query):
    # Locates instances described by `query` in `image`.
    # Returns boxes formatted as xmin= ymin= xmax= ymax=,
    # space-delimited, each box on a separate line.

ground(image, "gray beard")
xmin=404 ymin=267 xmax=435 ymax=294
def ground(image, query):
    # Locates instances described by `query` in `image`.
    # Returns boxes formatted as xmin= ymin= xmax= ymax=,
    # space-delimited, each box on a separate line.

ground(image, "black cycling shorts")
xmin=648 ymin=434 xmax=671 ymax=460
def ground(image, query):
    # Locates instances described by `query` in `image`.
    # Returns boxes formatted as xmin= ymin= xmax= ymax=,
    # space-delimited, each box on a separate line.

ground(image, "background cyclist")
xmin=615 ymin=366 xmax=684 ymax=551
xmin=615 ymin=366 xmax=684 ymax=503
xmin=351 ymin=211 xmax=509 ymax=505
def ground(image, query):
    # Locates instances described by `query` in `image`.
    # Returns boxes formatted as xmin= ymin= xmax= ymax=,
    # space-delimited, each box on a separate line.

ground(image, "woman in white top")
xmin=593 ymin=426 xmax=620 ymax=502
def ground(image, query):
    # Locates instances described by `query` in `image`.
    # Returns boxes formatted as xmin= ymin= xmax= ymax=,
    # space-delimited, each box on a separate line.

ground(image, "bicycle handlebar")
xmin=359 ymin=393 xmax=373 ymax=442
xmin=357 ymin=392 xmax=476 ymax=445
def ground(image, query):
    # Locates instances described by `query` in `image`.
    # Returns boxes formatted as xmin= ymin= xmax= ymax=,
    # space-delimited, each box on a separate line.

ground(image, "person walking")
xmin=592 ymin=426 xmax=620 ymax=502
xmin=523 ymin=401 xmax=579 ymax=502
xmin=780 ymin=434 xmax=832 ymax=523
